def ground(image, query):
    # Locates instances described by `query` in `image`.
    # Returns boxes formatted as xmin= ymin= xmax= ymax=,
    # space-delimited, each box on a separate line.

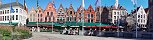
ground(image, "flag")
xmin=53 ymin=3 xmax=56 ymax=8
xmin=95 ymin=0 xmax=101 ymax=6
xmin=24 ymin=0 xmax=28 ymax=13
xmin=52 ymin=0 xmax=56 ymax=8
xmin=82 ymin=0 xmax=85 ymax=8
xmin=115 ymin=0 xmax=118 ymax=9
xmin=131 ymin=0 xmax=137 ymax=7
xmin=10 ymin=4 xmax=15 ymax=13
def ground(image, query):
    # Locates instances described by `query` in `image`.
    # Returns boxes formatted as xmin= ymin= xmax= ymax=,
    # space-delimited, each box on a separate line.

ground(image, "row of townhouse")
xmin=28 ymin=2 xmax=128 ymax=25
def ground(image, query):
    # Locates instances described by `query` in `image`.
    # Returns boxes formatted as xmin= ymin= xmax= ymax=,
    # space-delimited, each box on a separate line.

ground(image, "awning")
xmin=0 ymin=22 xmax=18 ymax=26
xmin=95 ymin=23 xmax=109 ymax=27
xmin=28 ymin=22 xmax=53 ymax=25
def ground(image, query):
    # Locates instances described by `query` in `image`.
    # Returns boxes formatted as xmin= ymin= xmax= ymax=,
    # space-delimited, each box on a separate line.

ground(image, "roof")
xmin=0 ymin=2 xmax=23 ymax=9
xmin=111 ymin=4 xmax=126 ymax=10
xmin=131 ymin=7 xmax=140 ymax=14
xmin=144 ymin=8 xmax=149 ymax=14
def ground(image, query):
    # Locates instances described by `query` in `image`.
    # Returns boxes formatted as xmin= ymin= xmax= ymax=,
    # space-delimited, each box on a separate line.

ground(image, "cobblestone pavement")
xmin=23 ymin=32 xmax=152 ymax=40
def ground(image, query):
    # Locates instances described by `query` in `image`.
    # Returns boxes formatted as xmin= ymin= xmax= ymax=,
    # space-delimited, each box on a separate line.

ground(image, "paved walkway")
xmin=23 ymin=32 xmax=152 ymax=40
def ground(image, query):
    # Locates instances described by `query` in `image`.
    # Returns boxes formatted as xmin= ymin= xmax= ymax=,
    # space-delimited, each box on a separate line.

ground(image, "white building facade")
xmin=132 ymin=6 xmax=147 ymax=28
xmin=111 ymin=0 xmax=128 ymax=24
xmin=0 ymin=2 xmax=27 ymax=26
xmin=112 ymin=8 xmax=127 ymax=24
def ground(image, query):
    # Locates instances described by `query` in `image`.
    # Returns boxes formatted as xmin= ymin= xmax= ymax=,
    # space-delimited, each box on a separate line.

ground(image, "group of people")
xmin=62 ymin=28 xmax=79 ymax=35
xmin=84 ymin=29 xmax=99 ymax=36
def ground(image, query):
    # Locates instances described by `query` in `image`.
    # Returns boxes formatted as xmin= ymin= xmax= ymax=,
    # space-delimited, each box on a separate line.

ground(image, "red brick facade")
xmin=66 ymin=4 xmax=76 ymax=22
xmin=43 ymin=2 xmax=57 ymax=22
xmin=84 ymin=5 xmax=96 ymax=23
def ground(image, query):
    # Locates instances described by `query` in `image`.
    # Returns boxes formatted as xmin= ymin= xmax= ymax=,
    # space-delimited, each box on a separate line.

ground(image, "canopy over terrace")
xmin=0 ymin=22 xmax=18 ymax=26
xmin=27 ymin=22 xmax=111 ymax=28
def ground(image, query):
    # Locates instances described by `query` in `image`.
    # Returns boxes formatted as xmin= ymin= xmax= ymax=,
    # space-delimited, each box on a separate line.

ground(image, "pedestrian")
xmin=88 ymin=29 xmax=93 ymax=36
xmin=68 ymin=28 xmax=73 ymax=35
xmin=76 ymin=28 xmax=79 ymax=35
xmin=63 ymin=28 xmax=67 ymax=34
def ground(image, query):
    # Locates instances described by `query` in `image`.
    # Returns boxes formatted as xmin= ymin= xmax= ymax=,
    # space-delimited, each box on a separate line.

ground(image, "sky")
xmin=1 ymin=0 xmax=148 ymax=13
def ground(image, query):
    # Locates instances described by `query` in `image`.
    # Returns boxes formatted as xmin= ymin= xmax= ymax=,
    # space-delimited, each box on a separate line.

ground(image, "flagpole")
xmin=135 ymin=2 xmax=138 ymax=39
xmin=10 ymin=0 xmax=13 ymax=40
xmin=82 ymin=0 xmax=85 ymax=35
xmin=99 ymin=0 xmax=101 ymax=31
xmin=36 ymin=0 xmax=39 ymax=32
xmin=132 ymin=0 xmax=138 ymax=38
xmin=116 ymin=0 xmax=120 ymax=37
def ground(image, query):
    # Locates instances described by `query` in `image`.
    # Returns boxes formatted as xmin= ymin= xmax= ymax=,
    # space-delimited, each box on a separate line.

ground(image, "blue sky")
xmin=1 ymin=0 xmax=148 ymax=13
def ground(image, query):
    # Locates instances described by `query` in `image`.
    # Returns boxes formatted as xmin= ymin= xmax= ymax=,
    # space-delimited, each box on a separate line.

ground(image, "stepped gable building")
xmin=29 ymin=7 xmax=36 ymax=22
xmin=36 ymin=7 xmax=44 ymax=22
xmin=43 ymin=2 xmax=57 ymax=22
xmin=76 ymin=5 xmax=85 ymax=22
xmin=84 ymin=5 xmax=96 ymax=23
xmin=57 ymin=4 xmax=66 ymax=23
xmin=131 ymin=6 xmax=148 ymax=30
xmin=66 ymin=4 xmax=76 ymax=22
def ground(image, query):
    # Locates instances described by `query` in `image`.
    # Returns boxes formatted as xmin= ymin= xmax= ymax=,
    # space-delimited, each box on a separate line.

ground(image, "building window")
xmin=62 ymin=13 xmax=64 ymax=14
xmin=74 ymin=17 xmax=76 ymax=21
xmin=118 ymin=12 xmax=120 ymax=15
xmin=47 ymin=12 xmax=49 ymax=16
xmin=39 ymin=10 xmax=41 ymax=12
xmin=141 ymin=20 xmax=142 ymax=23
xmin=114 ymin=16 xmax=116 ymax=19
xmin=138 ymin=19 xmax=140 ymax=23
xmin=90 ymin=10 xmax=92 ymax=12
xmin=5 ymin=10 xmax=6 ymax=14
xmin=40 ymin=14 xmax=42 ymax=17
xmin=141 ymin=15 xmax=142 ymax=18
xmin=16 ymin=15 xmax=18 ymax=20
xmin=91 ymin=14 xmax=93 ymax=18
xmin=144 ymin=14 xmax=145 ymax=18
xmin=91 ymin=19 xmax=93 ymax=22
xmin=51 ymin=12 xmax=53 ymax=16
xmin=5 ymin=16 xmax=6 ymax=21
xmin=38 ymin=14 xmax=39 ymax=17
xmin=88 ymin=19 xmax=90 ymax=22
xmin=12 ymin=15 xmax=14 ymax=20
xmin=7 ymin=10 xmax=9 ymax=13
xmin=114 ymin=12 xmax=116 ymax=15
xmin=16 ymin=9 xmax=18 ymax=13
xmin=88 ymin=14 xmax=90 ymax=18
xmin=45 ymin=17 xmax=47 ymax=22
xmin=70 ymin=11 xmax=72 ymax=14
xmin=138 ymin=15 xmax=140 ymax=18
xmin=79 ymin=13 xmax=81 ymax=16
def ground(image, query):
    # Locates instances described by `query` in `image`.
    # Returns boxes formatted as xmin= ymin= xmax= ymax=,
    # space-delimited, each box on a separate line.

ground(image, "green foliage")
xmin=0 ymin=26 xmax=32 ymax=40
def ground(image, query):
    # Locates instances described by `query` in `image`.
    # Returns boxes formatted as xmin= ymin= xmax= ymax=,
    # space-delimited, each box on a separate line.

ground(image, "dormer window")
xmin=49 ymin=7 xmax=51 ymax=9
xmin=90 ymin=10 xmax=91 ymax=12
xmin=70 ymin=11 xmax=72 ymax=14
